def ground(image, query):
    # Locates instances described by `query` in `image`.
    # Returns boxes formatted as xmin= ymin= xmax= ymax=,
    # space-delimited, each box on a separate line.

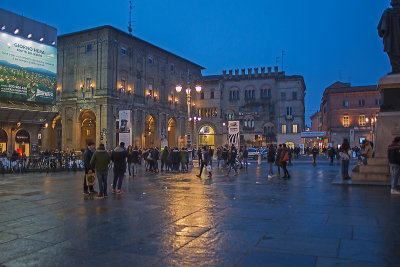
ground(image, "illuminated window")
xmin=359 ymin=115 xmax=366 ymax=126
xmin=86 ymin=130 xmax=91 ymax=136
xmin=293 ymin=124 xmax=298 ymax=133
xmin=343 ymin=116 xmax=349 ymax=127
xmin=85 ymin=78 xmax=92 ymax=90
xmin=282 ymin=124 xmax=287 ymax=134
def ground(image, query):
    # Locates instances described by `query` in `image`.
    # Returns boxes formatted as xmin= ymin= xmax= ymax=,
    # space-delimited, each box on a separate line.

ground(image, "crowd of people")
xmin=75 ymin=134 xmax=400 ymax=199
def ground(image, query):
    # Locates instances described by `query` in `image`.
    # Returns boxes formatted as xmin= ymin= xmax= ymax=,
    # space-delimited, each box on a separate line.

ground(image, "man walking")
xmin=243 ymin=146 xmax=249 ymax=169
xmin=226 ymin=145 xmax=239 ymax=176
xmin=267 ymin=144 xmax=276 ymax=178
xmin=281 ymin=144 xmax=290 ymax=178
xmin=83 ymin=142 xmax=97 ymax=195
xmin=111 ymin=142 xmax=128 ymax=194
xmin=196 ymin=146 xmax=212 ymax=178
xmin=312 ymin=146 xmax=319 ymax=165
xmin=90 ymin=143 xmax=110 ymax=199
xmin=131 ymin=146 xmax=140 ymax=176
xmin=388 ymin=137 xmax=400 ymax=195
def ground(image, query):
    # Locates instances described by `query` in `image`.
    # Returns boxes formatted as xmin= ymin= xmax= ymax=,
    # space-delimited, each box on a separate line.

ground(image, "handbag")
xmin=282 ymin=152 xmax=289 ymax=162
xmin=206 ymin=165 xmax=212 ymax=172
xmin=85 ymin=172 xmax=96 ymax=186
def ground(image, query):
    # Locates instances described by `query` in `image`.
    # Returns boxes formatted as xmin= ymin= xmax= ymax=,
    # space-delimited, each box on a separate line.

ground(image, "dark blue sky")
xmin=3 ymin=0 xmax=389 ymax=124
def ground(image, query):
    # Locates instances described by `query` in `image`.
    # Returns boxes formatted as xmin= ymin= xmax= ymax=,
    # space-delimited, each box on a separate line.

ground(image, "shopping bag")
xmin=85 ymin=172 xmax=96 ymax=186
xmin=206 ymin=165 xmax=212 ymax=172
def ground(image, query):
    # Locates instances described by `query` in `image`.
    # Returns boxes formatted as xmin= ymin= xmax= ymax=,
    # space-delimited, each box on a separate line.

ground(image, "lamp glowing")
xmin=14 ymin=29 xmax=19 ymax=34
xmin=176 ymin=85 xmax=182 ymax=92
xmin=195 ymin=85 xmax=202 ymax=92
xmin=27 ymin=33 xmax=32 ymax=38
xmin=186 ymin=88 xmax=191 ymax=94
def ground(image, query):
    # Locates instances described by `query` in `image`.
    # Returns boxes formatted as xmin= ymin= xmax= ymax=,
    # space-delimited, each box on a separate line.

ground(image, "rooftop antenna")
xmin=281 ymin=50 xmax=286 ymax=71
xmin=128 ymin=0 xmax=133 ymax=35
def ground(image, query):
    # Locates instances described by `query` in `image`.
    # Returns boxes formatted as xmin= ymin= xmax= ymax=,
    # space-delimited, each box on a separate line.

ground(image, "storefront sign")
xmin=0 ymin=32 xmax=56 ymax=104
xmin=228 ymin=121 xmax=240 ymax=147
xmin=300 ymin=131 xmax=326 ymax=138
xmin=118 ymin=110 xmax=132 ymax=146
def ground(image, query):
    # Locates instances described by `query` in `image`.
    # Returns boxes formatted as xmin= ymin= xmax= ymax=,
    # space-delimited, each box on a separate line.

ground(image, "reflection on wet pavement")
xmin=0 ymin=156 xmax=400 ymax=266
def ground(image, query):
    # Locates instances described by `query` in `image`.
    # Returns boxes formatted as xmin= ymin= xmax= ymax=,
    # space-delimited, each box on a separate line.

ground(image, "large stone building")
xmin=56 ymin=26 xmax=204 ymax=151
xmin=318 ymin=82 xmax=381 ymax=147
xmin=0 ymin=8 xmax=58 ymax=156
xmin=194 ymin=67 xmax=306 ymax=149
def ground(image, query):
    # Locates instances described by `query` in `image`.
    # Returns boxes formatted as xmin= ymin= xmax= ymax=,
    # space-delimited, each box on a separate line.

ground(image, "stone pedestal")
xmin=352 ymin=74 xmax=400 ymax=183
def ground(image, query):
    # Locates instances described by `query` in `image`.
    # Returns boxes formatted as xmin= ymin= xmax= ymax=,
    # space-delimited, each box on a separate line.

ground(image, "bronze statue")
xmin=378 ymin=0 xmax=400 ymax=73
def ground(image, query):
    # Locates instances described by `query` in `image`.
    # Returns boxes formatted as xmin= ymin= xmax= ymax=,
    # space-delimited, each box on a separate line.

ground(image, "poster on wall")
xmin=0 ymin=31 xmax=56 ymax=104
xmin=118 ymin=110 xmax=132 ymax=146
xmin=228 ymin=121 xmax=240 ymax=147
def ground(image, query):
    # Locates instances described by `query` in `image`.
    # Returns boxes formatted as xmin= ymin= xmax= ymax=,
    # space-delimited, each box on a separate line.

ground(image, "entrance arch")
xmin=0 ymin=129 xmax=7 ymax=153
xmin=198 ymin=125 xmax=215 ymax=149
xmin=50 ymin=115 xmax=62 ymax=151
xmin=144 ymin=115 xmax=156 ymax=148
xmin=167 ymin=118 xmax=176 ymax=148
xmin=15 ymin=129 xmax=30 ymax=156
xmin=80 ymin=110 xmax=96 ymax=149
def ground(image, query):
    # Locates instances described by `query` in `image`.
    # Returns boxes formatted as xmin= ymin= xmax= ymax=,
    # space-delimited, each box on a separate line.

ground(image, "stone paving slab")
xmin=0 ymin=156 xmax=399 ymax=266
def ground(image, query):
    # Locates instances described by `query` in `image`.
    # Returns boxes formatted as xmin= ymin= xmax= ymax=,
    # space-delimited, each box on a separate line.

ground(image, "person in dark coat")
xmin=161 ymin=146 xmax=169 ymax=171
xmin=267 ymin=144 xmax=276 ymax=177
xmin=127 ymin=145 xmax=133 ymax=178
xmin=111 ymin=142 xmax=128 ymax=194
xmin=226 ymin=145 xmax=238 ymax=176
xmin=197 ymin=146 xmax=211 ymax=178
xmin=388 ymin=137 xmax=400 ymax=195
xmin=83 ymin=141 xmax=96 ymax=195
xmin=131 ymin=146 xmax=140 ymax=176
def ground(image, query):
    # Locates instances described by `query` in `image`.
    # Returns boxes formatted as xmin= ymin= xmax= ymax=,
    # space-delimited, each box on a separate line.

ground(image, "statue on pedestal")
xmin=378 ymin=0 xmax=400 ymax=73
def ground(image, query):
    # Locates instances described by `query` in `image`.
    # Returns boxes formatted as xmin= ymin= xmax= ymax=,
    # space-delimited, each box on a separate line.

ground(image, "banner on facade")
xmin=228 ymin=121 xmax=240 ymax=147
xmin=0 ymin=31 xmax=57 ymax=104
xmin=118 ymin=110 xmax=132 ymax=146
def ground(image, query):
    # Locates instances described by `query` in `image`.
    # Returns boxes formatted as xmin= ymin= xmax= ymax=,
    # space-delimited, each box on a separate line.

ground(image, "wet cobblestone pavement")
xmin=0 ymin=156 xmax=399 ymax=266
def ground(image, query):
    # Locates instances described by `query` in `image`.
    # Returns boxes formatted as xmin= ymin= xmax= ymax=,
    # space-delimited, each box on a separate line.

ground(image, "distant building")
xmin=318 ymin=82 xmax=381 ymax=147
xmin=0 ymin=8 xmax=58 ymax=156
xmin=310 ymin=110 xmax=322 ymax=132
xmin=195 ymin=67 xmax=306 ymax=149
xmin=57 ymin=25 xmax=203 ymax=151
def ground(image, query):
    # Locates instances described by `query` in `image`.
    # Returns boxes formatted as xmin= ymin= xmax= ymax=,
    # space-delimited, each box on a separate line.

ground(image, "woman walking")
xmin=275 ymin=144 xmax=283 ymax=177
xmin=267 ymin=144 xmax=276 ymax=178
xmin=281 ymin=144 xmax=290 ymax=178
xmin=226 ymin=145 xmax=239 ymax=176
xmin=340 ymin=139 xmax=351 ymax=180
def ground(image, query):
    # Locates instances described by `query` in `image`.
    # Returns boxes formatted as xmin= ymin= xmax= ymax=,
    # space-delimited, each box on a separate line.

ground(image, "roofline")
xmin=58 ymin=25 xmax=205 ymax=70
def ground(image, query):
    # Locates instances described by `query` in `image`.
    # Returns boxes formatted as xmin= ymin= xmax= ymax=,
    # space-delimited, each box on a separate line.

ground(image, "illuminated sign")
xmin=0 ymin=32 xmax=56 ymax=104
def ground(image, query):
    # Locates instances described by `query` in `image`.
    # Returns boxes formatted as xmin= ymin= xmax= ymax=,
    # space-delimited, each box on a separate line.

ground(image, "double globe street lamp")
xmin=176 ymin=83 xmax=202 ymax=163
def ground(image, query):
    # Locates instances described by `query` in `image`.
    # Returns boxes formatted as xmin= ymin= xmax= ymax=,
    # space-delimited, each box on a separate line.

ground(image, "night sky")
xmin=2 ymin=0 xmax=390 ymax=125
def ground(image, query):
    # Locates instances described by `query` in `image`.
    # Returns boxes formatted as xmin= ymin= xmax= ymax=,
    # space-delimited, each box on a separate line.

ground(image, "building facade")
xmin=194 ymin=67 xmax=306 ymax=149
xmin=319 ymin=82 xmax=381 ymax=148
xmin=56 ymin=26 xmax=204 ymax=151
xmin=0 ymin=8 xmax=58 ymax=156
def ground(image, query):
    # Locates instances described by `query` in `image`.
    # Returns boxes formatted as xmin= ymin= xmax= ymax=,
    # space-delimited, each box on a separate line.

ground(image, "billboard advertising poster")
xmin=0 ymin=32 xmax=56 ymax=104
xmin=118 ymin=110 xmax=132 ymax=146
xmin=228 ymin=121 xmax=240 ymax=147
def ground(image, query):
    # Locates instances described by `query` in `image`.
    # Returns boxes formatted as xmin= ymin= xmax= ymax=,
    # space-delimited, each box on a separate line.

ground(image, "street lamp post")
xmin=176 ymin=83 xmax=202 ymax=164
